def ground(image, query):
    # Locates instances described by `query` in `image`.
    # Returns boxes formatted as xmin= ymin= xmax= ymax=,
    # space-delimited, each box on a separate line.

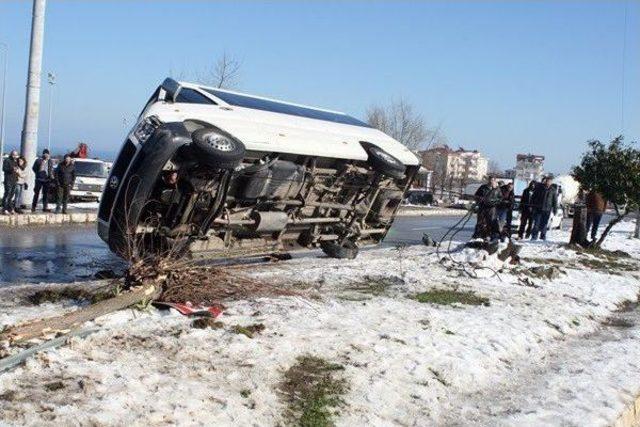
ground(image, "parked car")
xmin=511 ymin=197 xmax=563 ymax=231
xmin=98 ymin=78 xmax=421 ymax=260
xmin=404 ymin=189 xmax=434 ymax=206
xmin=70 ymin=158 xmax=109 ymax=202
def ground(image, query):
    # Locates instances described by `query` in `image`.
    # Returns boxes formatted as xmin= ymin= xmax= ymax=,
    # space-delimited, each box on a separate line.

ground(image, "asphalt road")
xmin=1 ymin=213 xmax=573 ymax=285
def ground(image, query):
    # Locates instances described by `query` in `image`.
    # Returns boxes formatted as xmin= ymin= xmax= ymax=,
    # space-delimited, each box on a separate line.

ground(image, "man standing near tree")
xmin=530 ymin=176 xmax=558 ymax=241
xmin=585 ymin=190 xmax=606 ymax=242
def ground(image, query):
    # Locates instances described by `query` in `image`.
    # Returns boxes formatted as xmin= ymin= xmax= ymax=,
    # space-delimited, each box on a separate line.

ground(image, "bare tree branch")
xmin=366 ymin=99 xmax=431 ymax=150
xmin=197 ymin=52 xmax=242 ymax=89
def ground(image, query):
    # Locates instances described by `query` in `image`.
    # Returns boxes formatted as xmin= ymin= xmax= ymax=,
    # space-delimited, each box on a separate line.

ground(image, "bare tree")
xmin=367 ymin=99 xmax=429 ymax=150
xmin=198 ymin=52 xmax=242 ymax=89
xmin=423 ymin=123 xmax=449 ymax=150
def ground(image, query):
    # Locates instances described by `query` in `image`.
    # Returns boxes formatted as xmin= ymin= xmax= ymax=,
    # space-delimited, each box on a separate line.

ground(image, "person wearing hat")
xmin=31 ymin=148 xmax=54 ymax=212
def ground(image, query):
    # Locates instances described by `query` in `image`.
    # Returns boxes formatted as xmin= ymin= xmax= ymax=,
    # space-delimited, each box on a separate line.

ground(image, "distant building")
xmin=504 ymin=169 xmax=516 ymax=179
xmin=514 ymin=154 xmax=545 ymax=181
xmin=419 ymin=145 xmax=489 ymax=188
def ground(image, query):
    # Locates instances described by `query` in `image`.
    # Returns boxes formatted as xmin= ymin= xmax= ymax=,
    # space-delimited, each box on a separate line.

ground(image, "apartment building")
xmin=514 ymin=154 xmax=545 ymax=181
xmin=419 ymin=145 xmax=489 ymax=185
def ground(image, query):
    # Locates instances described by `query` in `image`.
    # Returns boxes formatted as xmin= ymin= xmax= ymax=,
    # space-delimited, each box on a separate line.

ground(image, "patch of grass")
xmin=44 ymin=381 xmax=65 ymax=392
xmin=523 ymin=257 xmax=565 ymax=265
xmin=232 ymin=323 xmax=266 ymax=339
xmin=573 ymin=246 xmax=631 ymax=259
xmin=341 ymin=275 xmax=405 ymax=299
xmin=412 ymin=289 xmax=489 ymax=307
xmin=0 ymin=390 xmax=16 ymax=401
xmin=601 ymin=317 xmax=635 ymax=328
xmin=26 ymin=287 xmax=114 ymax=305
xmin=191 ymin=318 xmax=224 ymax=330
xmin=518 ymin=265 xmax=564 ymax=280
xmin=575 ymin=257 xmax=636 ymax=273
xmin=27 ymin=288 xmax=90 ymax=305
xmin=279 ymin=355 xmax=348 ymax=427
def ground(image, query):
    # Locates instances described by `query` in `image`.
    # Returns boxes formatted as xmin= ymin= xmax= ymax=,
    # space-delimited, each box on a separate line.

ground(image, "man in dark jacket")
xmin=518 ymin=180 xmax=536 ymax=239
xmin=585 ymin=190 xmax=606 ymax=241
xmin=2 ymin=150 xmax=20 ymax=214
xmin=55 ymin=154 xmax=76 ymax=214
xmin=530 ymin=176 xmax=558 ymax=241
xmin=497 ymin=181 xmax=515 ymax=239
xmin=31 ymin=149 xmax=54 ymax=212
xmin=472 ymin=175 xmax=502 ymax=240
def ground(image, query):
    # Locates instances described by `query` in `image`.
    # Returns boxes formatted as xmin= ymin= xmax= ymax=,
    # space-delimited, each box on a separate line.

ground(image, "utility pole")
xmin=0 ymin=42 xmax=7 ymax=164
xmin=47 ymin=72 xmax=55 ymax=151
xmin=20 ymin=0 xmax=47 ymax=204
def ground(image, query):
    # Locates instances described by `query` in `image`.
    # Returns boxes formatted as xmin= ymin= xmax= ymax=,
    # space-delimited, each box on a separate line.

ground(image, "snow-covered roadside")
xmin=0 ymin=222 xmax=639 ymax=426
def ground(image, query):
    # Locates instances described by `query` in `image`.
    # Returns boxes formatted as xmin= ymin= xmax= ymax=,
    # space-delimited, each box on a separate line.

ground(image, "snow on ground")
xmin=0 ymin=221 xmax=639 ymax=426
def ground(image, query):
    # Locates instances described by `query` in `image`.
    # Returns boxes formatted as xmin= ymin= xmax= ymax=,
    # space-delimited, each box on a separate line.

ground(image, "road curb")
xmin=397 ymin=206 xmax=469 ymax=217
xmin=614 ymin=392 xmax=640 ymax=427
xmin=0 ymin=211 xmax=97 ymax=227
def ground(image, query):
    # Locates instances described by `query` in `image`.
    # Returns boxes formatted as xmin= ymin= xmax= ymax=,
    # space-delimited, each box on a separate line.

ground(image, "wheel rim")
xmin=205 ymin=135 xmax=235 ymax=152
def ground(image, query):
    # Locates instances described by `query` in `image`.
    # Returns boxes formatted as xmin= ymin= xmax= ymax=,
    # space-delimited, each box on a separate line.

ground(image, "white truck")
xmin=98 ymin=79 xmax=421 ymax=260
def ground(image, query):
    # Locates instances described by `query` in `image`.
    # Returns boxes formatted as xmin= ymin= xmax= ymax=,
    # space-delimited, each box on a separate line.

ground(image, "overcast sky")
xmin=0 ymin=1 xmax=638 ymax=173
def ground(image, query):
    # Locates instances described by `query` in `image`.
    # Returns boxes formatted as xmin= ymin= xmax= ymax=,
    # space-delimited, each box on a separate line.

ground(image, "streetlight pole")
xmin=0 ymin=42 xmax=8 ymax=163
xmin=20 ymin=0 xmax=47 ymax=205
xmin=47 ymin=72 xmax=55 ymax=152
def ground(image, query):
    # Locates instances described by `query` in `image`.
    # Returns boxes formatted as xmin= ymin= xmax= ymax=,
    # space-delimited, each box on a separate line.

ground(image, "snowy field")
xmin=0 ymin=221 xmax=639 ymax=426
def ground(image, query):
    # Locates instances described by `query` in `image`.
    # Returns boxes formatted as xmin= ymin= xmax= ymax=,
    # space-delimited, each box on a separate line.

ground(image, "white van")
xmin=98 ymin=78 xmax=420 ymax=260
xmin=70 ymin=158 xmax=109 ymax=202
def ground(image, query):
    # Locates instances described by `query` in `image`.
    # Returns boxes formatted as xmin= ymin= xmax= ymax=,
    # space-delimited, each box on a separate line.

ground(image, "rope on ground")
xmin=435 ymin=204 xmax=502 ymax=281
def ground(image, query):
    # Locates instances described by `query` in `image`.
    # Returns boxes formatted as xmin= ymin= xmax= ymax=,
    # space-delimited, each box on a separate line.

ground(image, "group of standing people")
xmin=473 ymin=175 xmax=559 ymax=242
xmin=2 ymin=148 xmax=77 ymax=215
xmin=1 ymin=150 xmax=28 ymax=214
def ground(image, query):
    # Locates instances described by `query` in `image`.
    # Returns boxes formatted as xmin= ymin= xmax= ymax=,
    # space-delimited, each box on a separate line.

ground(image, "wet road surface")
xmin=0 ymin=224 xmax=125 ymax=285
xmin=1 ymin=212 xmax=573 ymax=285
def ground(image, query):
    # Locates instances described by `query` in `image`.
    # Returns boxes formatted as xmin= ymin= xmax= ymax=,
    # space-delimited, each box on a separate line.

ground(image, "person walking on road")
xmin=31 ymin=149 xmax=54 ymax=212
xmin=518 ymin=180 xmax=536 ymax=239
xmin=530 ymin=176 xmax=558 ymax=241
xmin=2 ymin=150 xmax=20 ymax=214
xmin=55 ymin=154 xmax=76 ymax=214
xmin=585 ymin=190 xmax=606 ymax=242
xmin=472 ymin=175 xmax=503 ymax=241
xmin=13 ymin=156 xmax=28 ymax=214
